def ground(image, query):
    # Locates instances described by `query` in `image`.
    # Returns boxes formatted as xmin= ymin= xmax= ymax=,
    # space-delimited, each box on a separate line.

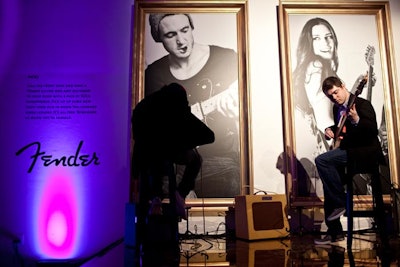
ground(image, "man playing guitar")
xmin=314 ymin=76 xmax=382 ymax=245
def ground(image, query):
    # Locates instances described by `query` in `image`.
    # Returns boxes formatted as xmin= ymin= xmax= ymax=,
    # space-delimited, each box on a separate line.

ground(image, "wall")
xmin=0 ymin=0 xmax=398 ymax=265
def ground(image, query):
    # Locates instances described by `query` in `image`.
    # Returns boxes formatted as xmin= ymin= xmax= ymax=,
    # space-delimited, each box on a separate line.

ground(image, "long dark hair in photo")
xmin=293 ymin=17 xmax=339 ymax=114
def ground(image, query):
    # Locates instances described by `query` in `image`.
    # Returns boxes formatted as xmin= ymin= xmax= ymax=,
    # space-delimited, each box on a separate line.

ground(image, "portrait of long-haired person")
xmin=291 ymin=17 xmax=339 ymax=197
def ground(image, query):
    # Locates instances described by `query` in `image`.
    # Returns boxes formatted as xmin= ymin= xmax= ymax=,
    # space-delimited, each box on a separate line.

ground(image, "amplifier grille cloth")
xmin=252 ymin=202 xmax=284 ymax=230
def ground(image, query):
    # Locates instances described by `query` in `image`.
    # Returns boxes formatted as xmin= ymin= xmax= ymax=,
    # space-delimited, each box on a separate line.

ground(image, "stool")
xmin=345 ymin=168 xmax=387 ymax=249
xmin=136 ymin=160 xmax=180 ymax=251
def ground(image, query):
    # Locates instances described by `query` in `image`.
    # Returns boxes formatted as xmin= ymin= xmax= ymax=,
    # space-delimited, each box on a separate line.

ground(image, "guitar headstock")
xmin=355 ymin=73 xmax=368 ymax=95
xmin=365 ymin=45 xmax=375 ymax=66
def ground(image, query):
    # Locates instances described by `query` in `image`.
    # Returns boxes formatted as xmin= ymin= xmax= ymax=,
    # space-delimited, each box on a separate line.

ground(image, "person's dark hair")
xmin=322 ymin=76 xmax=343 ymax=94
xmin=292 ymin=17 xmax=339 ymax=113
xmin=296 ymin=17 xmax=339 ymax=74
xmin=149 ymin=13 xmax=194 ymax=43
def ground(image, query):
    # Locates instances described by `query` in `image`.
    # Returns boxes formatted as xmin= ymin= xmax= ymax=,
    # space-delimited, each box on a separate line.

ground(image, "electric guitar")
xmin=332 ymin=75 xmax=367 ymax=149
xmin=332 ymin=46 xmax=374 ymax=149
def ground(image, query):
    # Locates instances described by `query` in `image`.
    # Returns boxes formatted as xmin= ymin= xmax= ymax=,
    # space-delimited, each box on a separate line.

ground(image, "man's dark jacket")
xmin=331 ymin=95 xmax=383 ymax=174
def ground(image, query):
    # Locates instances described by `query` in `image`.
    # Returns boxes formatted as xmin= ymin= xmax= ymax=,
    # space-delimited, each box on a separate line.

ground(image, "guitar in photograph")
xmin=190 ymin=79 xmax=238 ymax=125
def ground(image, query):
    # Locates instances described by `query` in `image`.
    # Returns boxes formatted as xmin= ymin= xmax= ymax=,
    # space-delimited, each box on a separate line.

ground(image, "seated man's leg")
xmin=174 ymin=148 xmax=202 ymax=198
xmin=148 ymin=159 xmax=167 ymax=198
xmin=147 ymin=160 xmax=168 ymax=215
xmin=315 ymin=149 xmax=347 ymax=210
xmin=324 ymin=197 xmax=344 ymax=239
xmin=315 ymin=149 xmax=347 ymax=239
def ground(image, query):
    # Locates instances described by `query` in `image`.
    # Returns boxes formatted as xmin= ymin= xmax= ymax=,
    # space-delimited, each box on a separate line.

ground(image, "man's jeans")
xmin=315 ymin=148 xmax=347 ymax=236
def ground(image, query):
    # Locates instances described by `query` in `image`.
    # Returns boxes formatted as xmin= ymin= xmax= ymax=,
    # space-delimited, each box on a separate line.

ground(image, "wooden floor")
xmin=4 ymin=206 xmax=399 ymax=266
xmin=117 ymin=200 xmax=399 ymax=267
xmin=71 ymin=198 xmax=400 ymax=267
xmin=124 ymin=229 xmax=400 ymax=267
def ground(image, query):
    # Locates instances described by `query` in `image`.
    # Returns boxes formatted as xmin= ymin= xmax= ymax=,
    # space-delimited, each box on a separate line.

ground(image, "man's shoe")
xmin=314 ymin=234 xmax=345 ymax=245
xmin=327 ymin=207 xmax=346 ymax=221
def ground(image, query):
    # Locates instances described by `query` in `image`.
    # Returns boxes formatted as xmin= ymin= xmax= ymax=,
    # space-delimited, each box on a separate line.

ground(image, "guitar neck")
xmin=366 ymin=65 xmax=374 ymax=102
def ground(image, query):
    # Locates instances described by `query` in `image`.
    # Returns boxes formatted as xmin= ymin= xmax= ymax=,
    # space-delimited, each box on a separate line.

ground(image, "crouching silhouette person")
xmin=131 ymin=83 xmax=215 ymax=224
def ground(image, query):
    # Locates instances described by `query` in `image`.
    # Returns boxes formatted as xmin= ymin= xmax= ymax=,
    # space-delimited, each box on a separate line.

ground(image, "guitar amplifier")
xmin=235 ymin=194 xmax=289 ymax=240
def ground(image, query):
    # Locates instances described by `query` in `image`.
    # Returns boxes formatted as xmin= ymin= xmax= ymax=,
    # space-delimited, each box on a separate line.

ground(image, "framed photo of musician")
xmin=131 ymin=1 xmax=251 ymax=203
xmin=278 ymin=2 xmax=399 ymax=207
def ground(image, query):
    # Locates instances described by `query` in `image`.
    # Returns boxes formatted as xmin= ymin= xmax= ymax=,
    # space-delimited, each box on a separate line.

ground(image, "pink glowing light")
xmin=36 ymin=170 xmax=79 ymax=258
xmin=47 ymin=210 xmax=68 ymax=247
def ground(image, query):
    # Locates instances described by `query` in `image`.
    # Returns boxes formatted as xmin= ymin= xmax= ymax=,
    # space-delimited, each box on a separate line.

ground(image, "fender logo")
xmin=16 ymin=140 xmax=100 ymax=173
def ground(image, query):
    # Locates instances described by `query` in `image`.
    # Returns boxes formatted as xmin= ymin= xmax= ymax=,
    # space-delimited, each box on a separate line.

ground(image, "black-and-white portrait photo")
xmin=144 ymin=13 xmax=241 ymax=198
xmin=282 ymin=13 xmax=391 ymax=201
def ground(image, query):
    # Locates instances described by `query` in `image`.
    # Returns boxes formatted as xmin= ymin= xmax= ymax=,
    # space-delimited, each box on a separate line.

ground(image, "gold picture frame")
xmin=131 ymin=0 xmax=251 ymax=206
xmin=278 ymin=1 xmax=399 ymax=207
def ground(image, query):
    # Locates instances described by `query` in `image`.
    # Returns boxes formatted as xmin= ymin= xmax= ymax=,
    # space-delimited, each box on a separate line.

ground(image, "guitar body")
xmin=332 ymin=129 xmax=344 ymax=149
